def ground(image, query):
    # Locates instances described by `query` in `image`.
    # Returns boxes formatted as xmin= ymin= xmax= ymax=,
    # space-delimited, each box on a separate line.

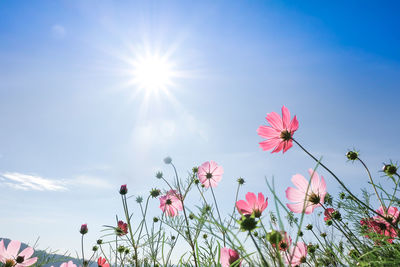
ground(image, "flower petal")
xmin=281 ymin=106 xmax=291 ymax=129
xmin=286 ymin=202 xmax=305 ymax=214
xmin=286 ymin=187 xmax=306 ymax=203
xmin=266 ymin=112 xmax=284 ymax=131
xmin=6 ymin=240 xmax=21 ymax=257
xmin=257 ymin=125 xmax=280 ymax=139
xmin=282 ymin=140 xmax=293 ymax=153
xmin=271 ymin=140 xmax=284 ymax=153
xmin=259 ymin=138 xmax=280 ymax=151
xmin=289 ymin=115 xmax=299 ymax=132
xmin=291 ymin=174 xmax=309 ymax=193
xmin=18 ymin=247 xmax=34 ymax=259
xmin=236 ymin=200 xmax=252 ymax=215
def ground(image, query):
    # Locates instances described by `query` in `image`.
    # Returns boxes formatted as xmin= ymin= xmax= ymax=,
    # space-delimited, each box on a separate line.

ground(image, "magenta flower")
xmin=97 ymin=257 xmax=110 ymax=267
xmin=220 ymin=247 xmax=241 ymax=267
xmin=0 ymin=239 xmax=38 ymax=267
xmin=286 ymin=169 xmax=327 ymax=214
xmin=60 ymin=261 xmax=77 ymax=267
xmin=257 ymin=105 xmax=299 ymax=153
xmin=197 ymin=161 xmax=224 ymax=188
xmin=360 ymin=206 xmax=399 ymax=243
xmin=159 ymin=190 xmax=183 ymax=217
xmin=80 ymin=224 xmax=88 ymax=235
xmin=116 ymin=220 xmax=128 ymax=236
xmin=236 ymin=192 xmax=268 ymax=218
xmin=324 ymin=208 xmax=335 ymax=221
xmin=284 ymin=242 xmax=307 ymax=266
xmin=119 ymin=184 xmax=128 ymax=195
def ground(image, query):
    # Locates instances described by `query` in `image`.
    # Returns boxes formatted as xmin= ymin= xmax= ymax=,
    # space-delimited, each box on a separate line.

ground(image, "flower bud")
xmin=171 ymin=235 xmax=176 ymax=240
xmin=239 ymin=216 xmax=258 ymax=232
xmin=306 ymin=224 xmax=313 ymax=230
xmin=153 ymin=217 xmax=159 ymax=223
xmin=203 ymin=234 xmax=208 ymax=239
xmin=119 ymin=184 xmax=128 ymax=195
xmin=92 ymin=246 xmax=98 ymax=252
xmin=189 ymin=213 xmax=195 ymax=220
xmin=320 ymin=232 xmax=327 ymax=238
xmin=163 ymin=157 xmax=172 ymax=164
xmin=192 ymin=167 xmax=198 ymax=173
xmin=136 ymin=196 xmax=143 ymax=203
xmin=117 ymin=246 xmax=125 ymax=253
xmin=383 ymin=163 xmax=398 ymax=177
xmin=156 ymin=171 xmax=163 ymax=179
xmin=97 ymin=239 xmax=103 ymax=245
xmin=150 ymin=188 xmax=161 ymax=198
xmin=346 ymin=151 xmax=358 ymax=161
xmin=237 ymin=177 xmax=245 ymax=185
xmin=80 ymin=224 xmax=88 ymax=235
xmin=194 ymin=179 xmax=200 ymax=185
xmin=325 ymin=220 xmax=333 ymax=226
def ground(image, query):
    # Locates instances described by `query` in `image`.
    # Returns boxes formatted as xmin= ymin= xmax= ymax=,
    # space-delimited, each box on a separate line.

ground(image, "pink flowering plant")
xmin=6 ymin=105 xmax=400 ymax=267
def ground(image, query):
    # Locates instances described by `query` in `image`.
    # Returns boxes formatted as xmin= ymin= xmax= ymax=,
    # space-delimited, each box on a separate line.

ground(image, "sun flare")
xmin=131 ymin=53 xmax=174 ymax=92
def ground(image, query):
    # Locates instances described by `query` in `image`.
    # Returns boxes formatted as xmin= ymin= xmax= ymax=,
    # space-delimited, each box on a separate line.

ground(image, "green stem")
xmin=249 ymin=231 xmax=269 ymax=267
xmin=210 ymin=186 xmax=226 ymax=246
xmin=171 ymin=163 xmax=198 ymax=267
xmin=357 ymin=158 xmax=386 ymax=210
xmin=81 ymin=234 xmax=85 ymax=267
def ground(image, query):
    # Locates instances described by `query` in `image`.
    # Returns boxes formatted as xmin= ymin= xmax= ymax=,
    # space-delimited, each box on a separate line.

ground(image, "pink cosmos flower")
xmin=236 ymin=192 xmax=268 ymax=218
xmin=97 ymin=257 xmax=110 ymax=267
xmin=0 ymin=239 xmax=38 ymax=267
xmin=284 ymin=242 xmax=307 ymax=266
xmin=324 ymin=208 xmax=335 ymax=221
xmin=197 ymin=161 xmax=224 ymax=188
xmin=257 ymin=105 xmax=299 ymax=153
xmin=116 ymin=220 xmax=128 ymax=236
xmin=220 ymin=247 xmax=241 ymax=267
xmin=60 ymin=261 xmax=77 ymax=267
xmin=286 ymin=169 xmax=327 ymax=214
xmin=159 ymin=190 xmax=183 ymax=217
xmin=360 ymin=206 xmax=399 ymax=243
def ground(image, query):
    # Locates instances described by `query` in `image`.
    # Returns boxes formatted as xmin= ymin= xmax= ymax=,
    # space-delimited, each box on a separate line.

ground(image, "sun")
xmin=131 ymin=53 xmax=174 ymax=93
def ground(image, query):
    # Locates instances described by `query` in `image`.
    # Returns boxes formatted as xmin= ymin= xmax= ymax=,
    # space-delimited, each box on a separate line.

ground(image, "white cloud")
xmin=0 ymin=172 xmax=67 ymax=191
xmin=0 ymin=172 xmax=112 ymax=191
xmin=51 ymin=24 xmax=66 ymax=39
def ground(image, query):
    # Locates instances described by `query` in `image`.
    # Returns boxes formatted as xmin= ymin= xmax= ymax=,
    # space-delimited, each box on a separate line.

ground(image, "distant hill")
xmin=0 ymin=238 xmax=93 ymax=267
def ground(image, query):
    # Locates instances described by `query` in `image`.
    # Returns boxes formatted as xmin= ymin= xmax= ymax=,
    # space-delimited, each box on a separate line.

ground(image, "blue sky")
xmin=1 ymin=0 xmax=400 ymax=257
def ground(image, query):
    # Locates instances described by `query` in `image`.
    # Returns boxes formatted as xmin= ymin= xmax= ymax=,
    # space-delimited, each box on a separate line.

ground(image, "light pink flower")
xmin=360 ymin=206 xmax=399 ymax=243
xmin=286 ymin=169 xmax=327 ymax=214
xmin=257 ymin=105 xmax=299 ymax=153
xmin=284 ymin=242 xmax=307 ymax=266
xmin=0 ymin=239 xmax=38 ymax=267
xmin=60 ymin=261 xmax=77 ymax=267
xmin=236 ymin=192 xmax=268 ymax=218
xmin=220 ymin=247 xmax=241 ymax=267
xmin=159 ymin=190 xmax=183 ymax=217
xmin=197 ymin=161 xmax=224 ymax=188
